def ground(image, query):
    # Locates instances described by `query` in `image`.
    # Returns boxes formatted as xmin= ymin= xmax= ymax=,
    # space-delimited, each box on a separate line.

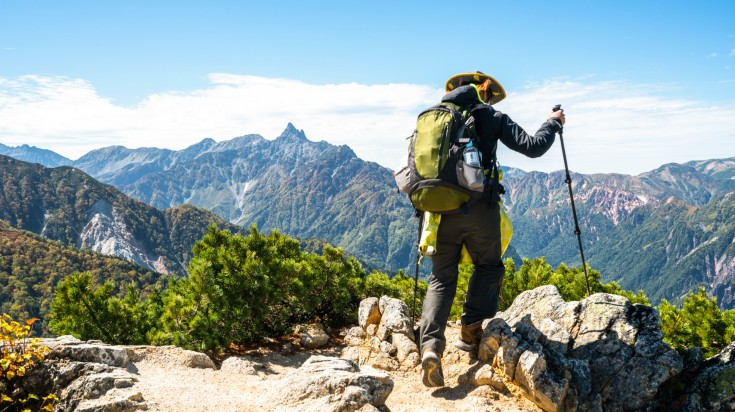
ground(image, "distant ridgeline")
xmin=3 ymin=130 xmax=735 ymax=308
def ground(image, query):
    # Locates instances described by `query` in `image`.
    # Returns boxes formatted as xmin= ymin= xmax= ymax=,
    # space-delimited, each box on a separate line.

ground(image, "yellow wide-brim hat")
xmin=445 ymin=71 xmax=507 ymax=105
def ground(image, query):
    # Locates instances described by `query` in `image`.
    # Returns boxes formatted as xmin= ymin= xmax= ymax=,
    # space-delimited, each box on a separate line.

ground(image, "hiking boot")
xmin=421 ymin=351 xmax=444 ymax=387
xmin=455 ymin=321 xmax=483 ymax=352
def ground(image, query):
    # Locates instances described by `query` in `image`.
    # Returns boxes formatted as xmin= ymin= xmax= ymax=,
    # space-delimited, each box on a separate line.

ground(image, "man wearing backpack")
xmin=419 ymin=71 xmax=565 ymax=388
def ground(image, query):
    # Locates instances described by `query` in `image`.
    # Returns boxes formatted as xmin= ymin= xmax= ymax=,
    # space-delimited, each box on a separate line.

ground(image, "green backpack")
xmin=394 ymin=102 xmax=489 ymax=213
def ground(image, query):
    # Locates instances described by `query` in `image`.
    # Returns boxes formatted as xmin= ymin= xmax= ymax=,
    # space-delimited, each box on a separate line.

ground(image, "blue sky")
xmin=1 ymin=1 xmax=734 ymax=174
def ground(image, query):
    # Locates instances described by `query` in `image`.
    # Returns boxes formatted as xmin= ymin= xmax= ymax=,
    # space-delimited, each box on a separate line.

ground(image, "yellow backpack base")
xmin=418 ymin=204 xmax=512 ymax=266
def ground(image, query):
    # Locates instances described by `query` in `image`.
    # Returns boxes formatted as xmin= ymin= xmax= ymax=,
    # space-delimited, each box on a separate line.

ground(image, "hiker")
xmin=419 ymin=72 xmax=565 ymax=387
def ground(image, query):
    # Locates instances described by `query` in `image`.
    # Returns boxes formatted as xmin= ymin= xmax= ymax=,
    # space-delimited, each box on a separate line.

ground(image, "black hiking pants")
xmin=419 ymin=197 xmax=504 ymax=356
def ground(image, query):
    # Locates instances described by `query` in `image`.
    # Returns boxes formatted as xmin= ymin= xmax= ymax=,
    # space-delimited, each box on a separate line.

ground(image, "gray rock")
xmin=379 ymin=340 xmax=397 ymax=356
xmin=125 ymin=345 xmax=215 ymax=369
xmin=403 ymin=352 xmax=421 ymax=370
xmin=43 ymin=336 xmax=130 ymax=367
xmin=56 ymin=369 xmax=143 ymax=411
xmin=73 ymin=391 xmax=147 ymax=412
xmin=25 ymin=338 xmax=214 ymax=411
xmin=346 ymin=326 xmax=366 ymax=339
xmin=376 ymin=296 xmax=414 ymax=341
xmin=392 ymin=332 xmax=418 ymax=364
xmin=299 ymin=323 xmax=330 ymax=349
xmin=274 ymin=355 xmax=393 ymax=412
xmin=371 ymin=353 xmax=400 ymax=372
xmin=513 ymin=343 xmax=570 ymax=412
xmin=457 ymin=363 xmax=507 ymax=391
xmin=341 ymin=346 xmax=361 ymax=364
xmin=478 ymin=317 xmax=512 ymax=362
xmin=345 ymin=297 xmax=420 ymax=371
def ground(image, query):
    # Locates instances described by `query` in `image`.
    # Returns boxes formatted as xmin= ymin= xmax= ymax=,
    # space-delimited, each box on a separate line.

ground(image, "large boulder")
xmin=273 ymin=355 xmax=394 ymax=412
xmin=479 ymin=285 xmax=683 ymax=411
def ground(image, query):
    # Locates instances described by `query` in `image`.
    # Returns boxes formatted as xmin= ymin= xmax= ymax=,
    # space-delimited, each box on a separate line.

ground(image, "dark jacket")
xmin=441 ymin=84 xmax=558 ymax=169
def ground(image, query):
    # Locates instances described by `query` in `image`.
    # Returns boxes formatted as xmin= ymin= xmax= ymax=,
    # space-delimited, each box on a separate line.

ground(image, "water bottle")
xmin=463 ymin=141 xmax=481 ymax=167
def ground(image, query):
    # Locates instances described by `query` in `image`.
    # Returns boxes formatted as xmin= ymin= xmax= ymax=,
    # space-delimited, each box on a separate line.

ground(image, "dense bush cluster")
xmin=659 ymin=288 xmax=735 ymax=357
xmin=49 ymin=225 xmax=426 ymax=357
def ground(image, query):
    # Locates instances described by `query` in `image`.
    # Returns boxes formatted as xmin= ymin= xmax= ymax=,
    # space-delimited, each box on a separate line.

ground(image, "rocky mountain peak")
xmin=277 ymin=123 xmax=308 ymax=141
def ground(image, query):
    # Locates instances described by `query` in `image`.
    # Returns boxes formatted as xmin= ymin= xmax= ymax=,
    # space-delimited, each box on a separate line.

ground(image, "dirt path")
xmin=129 ymin=324 xmax=541 ymax=411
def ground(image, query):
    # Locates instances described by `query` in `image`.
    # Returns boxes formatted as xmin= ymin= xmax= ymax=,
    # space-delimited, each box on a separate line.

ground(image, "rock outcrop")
xmin=480 ymin=285 xmax=683 ymax=411
xmin=341 ymin=296 xmax=421 ymax=371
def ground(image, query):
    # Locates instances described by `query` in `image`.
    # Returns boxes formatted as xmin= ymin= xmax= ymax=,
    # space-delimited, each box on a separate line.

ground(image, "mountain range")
xmin=0 ymin=154 xmax=247 ymax=276
xmin=51 ymin=124 xmax=416 ymax=271
xmin=3 ymin=127 xmax=735 ymax=308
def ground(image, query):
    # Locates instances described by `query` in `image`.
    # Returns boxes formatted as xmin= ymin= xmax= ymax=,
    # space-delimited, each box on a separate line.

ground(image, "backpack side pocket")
xmin=394 ymin=164 xmax=412 ymax=194
xmin=456 ymin=160 xmax=484 ymax=192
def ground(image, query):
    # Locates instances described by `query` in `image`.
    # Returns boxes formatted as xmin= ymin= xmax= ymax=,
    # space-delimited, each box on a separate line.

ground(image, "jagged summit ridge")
xmin=277 ymin=122 xmax=308 ymax=141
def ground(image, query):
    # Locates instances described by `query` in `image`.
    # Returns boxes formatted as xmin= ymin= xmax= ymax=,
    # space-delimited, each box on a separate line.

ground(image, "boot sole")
xmin=421 ymin=355 xmax=444 ymax=387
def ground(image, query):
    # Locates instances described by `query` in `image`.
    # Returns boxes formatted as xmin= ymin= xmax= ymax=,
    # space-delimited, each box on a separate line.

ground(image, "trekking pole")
xmin=553 ymin=104 xmax=592 ymax=296
xmin=412 ymin=212 xmax=423 ymax=321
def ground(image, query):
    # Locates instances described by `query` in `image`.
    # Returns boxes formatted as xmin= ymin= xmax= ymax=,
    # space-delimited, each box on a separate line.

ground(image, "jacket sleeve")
xmin=475 ymin=106 xmax=558 ymax=159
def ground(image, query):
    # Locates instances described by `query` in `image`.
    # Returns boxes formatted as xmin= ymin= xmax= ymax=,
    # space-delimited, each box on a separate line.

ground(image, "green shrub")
xmin=49 ymin=273 xmax=157 ymax=345
xmin=136 ymin=225 xmax=371 ymax=356
xmin=659 ymin=287 xmax=735 ymax=357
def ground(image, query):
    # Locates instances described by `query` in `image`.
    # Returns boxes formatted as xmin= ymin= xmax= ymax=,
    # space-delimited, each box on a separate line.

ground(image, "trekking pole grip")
xmin=552 ymin=104 xmax=563 ymax=131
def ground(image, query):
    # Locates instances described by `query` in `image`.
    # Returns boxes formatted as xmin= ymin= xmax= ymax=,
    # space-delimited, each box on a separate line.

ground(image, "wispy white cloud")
xmin=1 ymin=74 xmax=734 ymax=175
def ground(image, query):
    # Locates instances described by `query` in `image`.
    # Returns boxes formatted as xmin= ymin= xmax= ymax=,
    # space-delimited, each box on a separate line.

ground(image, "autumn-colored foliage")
xmin=0 ymin=314 xmax=58 ymax=411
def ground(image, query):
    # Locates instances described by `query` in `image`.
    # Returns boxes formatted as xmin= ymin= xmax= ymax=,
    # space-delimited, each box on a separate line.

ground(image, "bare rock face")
xmin=342 ymin=296 xmax=420 ymax=372
xmin=78 ymin=199 xmax=168 ymax=274
xmin=273 ymin=356 xmax=393 ymax=412
xmin=479 ymin=285 xmax=683 ymax=411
